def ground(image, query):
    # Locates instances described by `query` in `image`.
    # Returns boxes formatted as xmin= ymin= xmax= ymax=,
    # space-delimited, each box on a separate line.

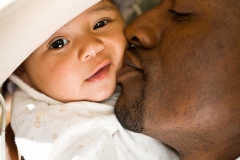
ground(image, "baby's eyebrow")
xmin=89 ymin=5 xmax=115 ymax=13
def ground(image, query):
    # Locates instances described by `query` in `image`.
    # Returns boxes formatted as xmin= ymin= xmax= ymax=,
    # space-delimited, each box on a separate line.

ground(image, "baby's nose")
xmin=77 ymin=36 xmax=104 ymax=61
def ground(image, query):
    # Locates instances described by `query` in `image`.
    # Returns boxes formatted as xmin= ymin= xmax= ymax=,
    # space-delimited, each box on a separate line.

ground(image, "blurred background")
xmin=114 ymin=0 xmax=161 ymax=24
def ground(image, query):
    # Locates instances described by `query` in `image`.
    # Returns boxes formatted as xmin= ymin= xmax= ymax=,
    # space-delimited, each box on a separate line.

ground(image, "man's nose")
xmin=77 ymin=36 xmax=104 ymax=61
xmin=125 ymin=8 xmax=163 ymax=49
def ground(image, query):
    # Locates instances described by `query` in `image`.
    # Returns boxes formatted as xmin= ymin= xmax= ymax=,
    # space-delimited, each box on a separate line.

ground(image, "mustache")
xmin=126 ymin=43 xmax=142 ymax=62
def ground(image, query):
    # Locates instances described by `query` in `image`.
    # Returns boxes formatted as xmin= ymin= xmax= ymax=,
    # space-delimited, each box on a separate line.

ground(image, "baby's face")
xmin=19 ymin=0 xmax=127 ymax=102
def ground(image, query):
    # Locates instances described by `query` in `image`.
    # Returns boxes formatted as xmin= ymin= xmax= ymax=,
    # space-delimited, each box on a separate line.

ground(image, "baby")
xmin=9 ymin=0 xmax=179 ymax=159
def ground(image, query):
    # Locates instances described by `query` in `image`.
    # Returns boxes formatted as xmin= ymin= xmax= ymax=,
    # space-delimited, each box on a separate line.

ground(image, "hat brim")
xmin=0 ymin=0 xmax=100 ymax=86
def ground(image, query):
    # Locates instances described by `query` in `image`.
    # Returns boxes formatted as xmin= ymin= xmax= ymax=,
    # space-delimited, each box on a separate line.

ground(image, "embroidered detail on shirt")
xmin=34 ymin=112 xmax=46 ymax=128
xmin=59 ymin=106 xmax=68 ymax=112
xmin=52 ymin=134 xmax=58 ymax=139
xmin=76 ymin=145 xmax=83 ymax=149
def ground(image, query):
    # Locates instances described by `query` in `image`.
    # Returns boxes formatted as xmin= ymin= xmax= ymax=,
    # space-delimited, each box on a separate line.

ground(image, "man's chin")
xmin=115 ymin=89 xmax=145 ymax=133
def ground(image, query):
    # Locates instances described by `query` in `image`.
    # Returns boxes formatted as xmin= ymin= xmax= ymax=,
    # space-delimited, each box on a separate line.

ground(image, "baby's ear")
xmin=14 ymin=64 xmax=25 ymax=77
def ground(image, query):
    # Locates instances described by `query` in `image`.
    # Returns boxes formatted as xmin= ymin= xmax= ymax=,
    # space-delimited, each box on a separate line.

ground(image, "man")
xmin=115 ymin=0 xmax=240 ymax=159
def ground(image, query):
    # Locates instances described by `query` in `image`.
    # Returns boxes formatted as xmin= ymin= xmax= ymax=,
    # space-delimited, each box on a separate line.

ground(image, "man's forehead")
xmin=155 ymin=0 xmax=236 ymax=8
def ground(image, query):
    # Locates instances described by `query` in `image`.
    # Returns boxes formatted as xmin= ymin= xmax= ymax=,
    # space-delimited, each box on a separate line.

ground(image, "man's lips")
xmin=86 ymin=61 xmax=110 ymax=82
xmin=117 ymin=65 xmax=138 ymax=80
xmin=117 ymin=49 xmax=142 ymax=79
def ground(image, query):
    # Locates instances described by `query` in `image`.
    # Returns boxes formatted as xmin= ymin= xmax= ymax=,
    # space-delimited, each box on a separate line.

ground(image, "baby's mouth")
xmin=86 ymin=64 xmax=110 ymax=82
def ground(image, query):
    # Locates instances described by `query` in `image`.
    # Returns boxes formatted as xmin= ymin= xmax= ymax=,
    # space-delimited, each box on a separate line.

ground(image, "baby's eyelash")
xmin=49 ymin=38 xmax=69 ymax=49
xmin=94 ymin=20 xmax=107 ymax=29
xmin=94 ymin=19 xmax=112 ymax=30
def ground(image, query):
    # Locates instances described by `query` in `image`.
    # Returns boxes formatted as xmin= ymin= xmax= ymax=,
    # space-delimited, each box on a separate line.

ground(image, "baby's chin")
xmin=88 ymin=88 xmax=117 ymax=102
xmin=52 ymin=93 xmax=113 ymax=103
xmin=52 ymin=84 xmax=117 ymax=103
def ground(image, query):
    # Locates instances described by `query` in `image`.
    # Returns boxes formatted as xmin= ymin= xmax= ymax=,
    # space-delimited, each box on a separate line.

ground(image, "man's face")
xmin=115 ymin=0 xmax=240 ymax=152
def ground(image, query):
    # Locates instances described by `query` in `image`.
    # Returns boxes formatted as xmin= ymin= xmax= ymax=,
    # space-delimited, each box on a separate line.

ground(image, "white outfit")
xmin=10 ymin=74 xmax=179 ymax=160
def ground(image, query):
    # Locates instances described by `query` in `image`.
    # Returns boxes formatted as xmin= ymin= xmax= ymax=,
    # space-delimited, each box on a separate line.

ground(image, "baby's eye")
xmin=94 ymin=20 xmax=108 ymax=30
xmin=50 ymin=38 xmax=69 ymax=49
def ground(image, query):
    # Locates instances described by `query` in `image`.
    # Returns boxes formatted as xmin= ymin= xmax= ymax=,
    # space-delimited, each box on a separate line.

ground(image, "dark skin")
xmin=115 ymin=0 xmax=240 ymax=159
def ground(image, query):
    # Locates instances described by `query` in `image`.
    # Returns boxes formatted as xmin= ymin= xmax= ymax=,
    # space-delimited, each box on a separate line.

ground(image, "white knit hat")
xmin=0 ymin=0 xmax=100 ymax=87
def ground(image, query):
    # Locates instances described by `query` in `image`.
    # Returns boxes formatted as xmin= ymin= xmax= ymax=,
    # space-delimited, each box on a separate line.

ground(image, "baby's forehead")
xmin=85 ymin=0 xmax=118 ymax=13
xmin=51 ymin=0 xmax=118 ymax=32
